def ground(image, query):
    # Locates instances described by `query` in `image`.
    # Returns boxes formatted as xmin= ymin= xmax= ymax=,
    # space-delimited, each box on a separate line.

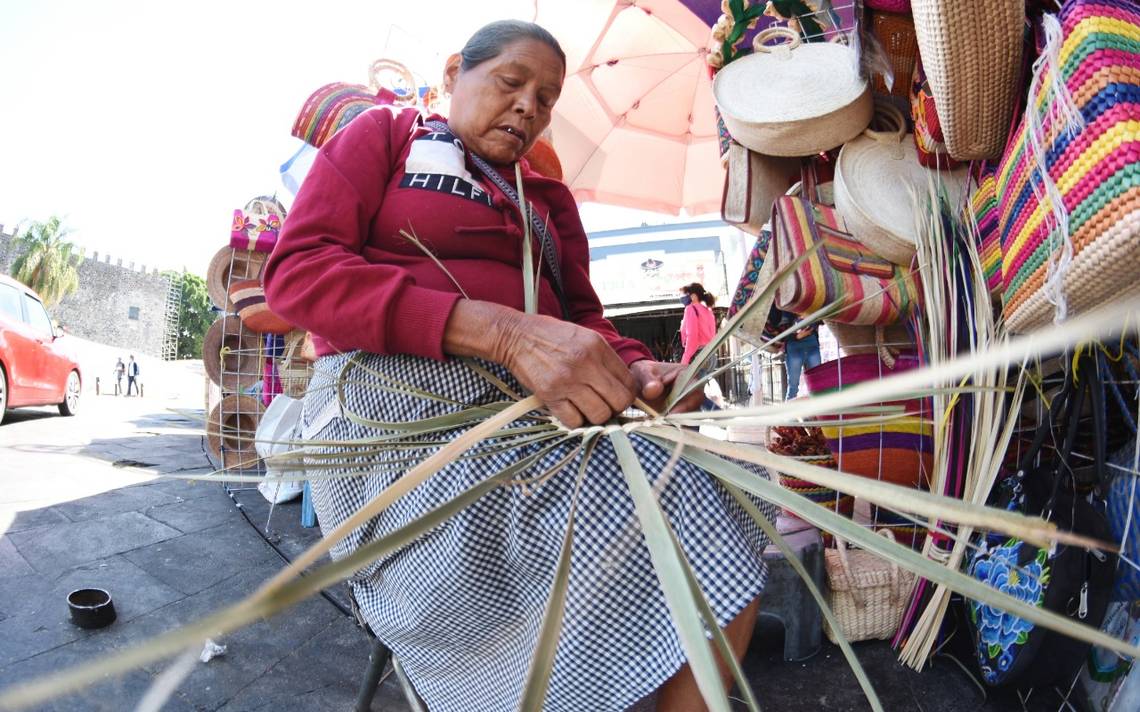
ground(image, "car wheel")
xmin=0 ymin=365 xmax=7 ymax=425
xmin=58 ymin=370 xmax=80 ymax=416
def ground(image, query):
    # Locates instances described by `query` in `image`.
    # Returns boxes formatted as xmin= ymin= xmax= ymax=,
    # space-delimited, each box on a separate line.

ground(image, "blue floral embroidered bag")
xmin=966 ymin=353 xmax=1116 ymax=689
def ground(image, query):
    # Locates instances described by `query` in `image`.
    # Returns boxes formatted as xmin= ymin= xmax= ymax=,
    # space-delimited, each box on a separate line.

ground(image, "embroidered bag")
xmin=965 ymin=352 xmax=1115 ymax=688
xmin=996 ymin=0 xmax=1140 ymax=333
xmin=770 ymin=186 xmax=921 ymax=325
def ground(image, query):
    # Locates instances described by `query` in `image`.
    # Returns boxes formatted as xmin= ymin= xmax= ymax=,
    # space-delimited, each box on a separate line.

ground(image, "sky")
xmin=0 ymin=0 xmax=683 ymax=277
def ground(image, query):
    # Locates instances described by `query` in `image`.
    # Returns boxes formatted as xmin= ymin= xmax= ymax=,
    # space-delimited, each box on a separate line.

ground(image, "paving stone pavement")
xmin=0 ymin=388 xmax=1055 ymax=711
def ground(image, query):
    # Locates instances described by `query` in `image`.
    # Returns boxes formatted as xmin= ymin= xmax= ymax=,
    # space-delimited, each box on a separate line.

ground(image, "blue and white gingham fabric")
xmin=302 ymin=352 xmax=776 ymax=712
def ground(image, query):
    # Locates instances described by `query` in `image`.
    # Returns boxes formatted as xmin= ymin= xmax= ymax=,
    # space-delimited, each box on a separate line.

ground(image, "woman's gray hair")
xmin=460 ymin=20 xmax=566 ymax=73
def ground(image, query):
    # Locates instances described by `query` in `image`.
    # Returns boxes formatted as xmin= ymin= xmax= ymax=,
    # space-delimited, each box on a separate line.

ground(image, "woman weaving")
xmin=265 ymin=20 xmax=775 ymax=711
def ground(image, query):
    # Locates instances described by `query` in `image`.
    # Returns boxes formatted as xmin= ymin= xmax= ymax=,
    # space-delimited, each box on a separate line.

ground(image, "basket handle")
xmin=753 ymin=27 xmax=802 ymax=54
xmin=862 ymin=100 xmax=908 ymax=147
xmin=369 ymin=58 xmax=417 ymax=104
xmin=835 ymin=529 xmax=903 ymax=610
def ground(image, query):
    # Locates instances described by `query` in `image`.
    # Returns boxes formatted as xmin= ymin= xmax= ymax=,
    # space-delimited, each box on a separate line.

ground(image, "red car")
xmin=0 ymin=274 xmax=82 ymax=423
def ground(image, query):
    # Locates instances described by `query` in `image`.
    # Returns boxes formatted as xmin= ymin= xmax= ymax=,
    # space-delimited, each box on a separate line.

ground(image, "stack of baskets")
xmin=203 ymin=196 xmax=313 ymax=471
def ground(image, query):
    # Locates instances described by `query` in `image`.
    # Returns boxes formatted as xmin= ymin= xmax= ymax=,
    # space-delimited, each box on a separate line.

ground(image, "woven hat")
xmin=206 ymin=246 xmax=266 ymax=312
xmin=228 ymin=279 xmax=293 ymax=335
xmin=910 ymin=0 xmax=1024 ymax=160
xmin=205 ymin=394 xmax=264 ymax=470
xmin=834 ymin=102 xmax=968 ymax=265
xmin=714 ymin=27 xmax=873 ymax=157
xmin=203 ymin=317 xmax=262 ymax=392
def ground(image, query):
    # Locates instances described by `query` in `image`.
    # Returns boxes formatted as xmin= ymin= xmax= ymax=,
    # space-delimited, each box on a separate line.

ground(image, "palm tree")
xmin=9 ymin=216 xmax=80 ymax=307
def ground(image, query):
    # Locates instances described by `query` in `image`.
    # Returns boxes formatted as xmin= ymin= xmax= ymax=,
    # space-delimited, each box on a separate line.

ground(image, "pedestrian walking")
xmin=126 ymin=355 xmax=140 ymax=396
xmin=114 ymin=357 xmax=125 ymax=396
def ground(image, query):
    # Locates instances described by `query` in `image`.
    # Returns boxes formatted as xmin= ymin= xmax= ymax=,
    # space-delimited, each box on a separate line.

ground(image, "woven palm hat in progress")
xmin=205 ymin=394 xmax=264 ymax=470
xmin=206 ymin=246 xmax=266 ymax=312
xmin=834 ymin=102 xmax=969 ymax=264
xmin=203 ymin=317 xmax=262 ymax=392
xmin=714 ymin=27 xmax=873 ymax=157
xmin=910 ymin=0 xmax=1025 ymax=160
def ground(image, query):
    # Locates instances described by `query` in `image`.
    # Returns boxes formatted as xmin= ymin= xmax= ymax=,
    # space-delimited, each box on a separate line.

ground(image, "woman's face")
xmin=445 ymin=38 xmax=564 ymax=164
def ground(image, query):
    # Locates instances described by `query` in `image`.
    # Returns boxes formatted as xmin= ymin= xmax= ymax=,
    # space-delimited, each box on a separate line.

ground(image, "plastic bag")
xmin=255 ymin=394 xmax=305 ymax=504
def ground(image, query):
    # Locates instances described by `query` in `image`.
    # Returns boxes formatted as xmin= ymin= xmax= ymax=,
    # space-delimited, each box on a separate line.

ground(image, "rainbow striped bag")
xmin=772 ymin=196 xmax=921 ymax=325
xmin=971 ymin=171 xmax=1004 ymax=296
xmin=996 ymin=0 xmax=1140 ymax=333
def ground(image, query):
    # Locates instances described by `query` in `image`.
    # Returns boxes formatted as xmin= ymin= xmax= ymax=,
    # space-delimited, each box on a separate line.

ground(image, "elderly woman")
xmin=265 ymin=20 xmax=775 ymax=712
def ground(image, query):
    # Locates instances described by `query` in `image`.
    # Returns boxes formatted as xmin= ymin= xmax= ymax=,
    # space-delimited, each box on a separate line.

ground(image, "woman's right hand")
xmin=443 ymin=301 xmax=637 ymax=428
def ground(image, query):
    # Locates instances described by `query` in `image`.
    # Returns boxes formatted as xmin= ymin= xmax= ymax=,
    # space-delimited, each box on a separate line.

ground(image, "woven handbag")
xmin=868 ymin=9 xmax=919 ymax=99
xmin=771 ymin=194 xmax=921 ymax=325
xmin=910 ymin=58 xmax=961 ymax=170
xmin=996 ymin=0 xmax=1140 ymax=333
xmin=721 ymin=140 xmax=800 ymax=236
xmin=824 ymin=530 xmax=917 ymax=644
xmin=802 ymin=352 xmax=933 ymax=488
xmin=911 ymin=0 xmax=1025 ymax=160
xmin=970 ymin=170 xmax=1005 ymax=296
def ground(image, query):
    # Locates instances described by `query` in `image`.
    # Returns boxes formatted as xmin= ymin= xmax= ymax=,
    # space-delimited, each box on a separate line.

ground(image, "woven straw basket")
xmin=834 ymin=102 xmax=969 ymax=265
xmin=824 ymin=531 xmax=917 ymax=643
xmin=869 ymin=9 xmax=919 ymax=99
xmin=910 ymin=0 xmax=1025 ymax=160
xmin=714 ymin=28 xmax=872 ymax=157
xmin=278 ymin=330 xmax=314 ymax=399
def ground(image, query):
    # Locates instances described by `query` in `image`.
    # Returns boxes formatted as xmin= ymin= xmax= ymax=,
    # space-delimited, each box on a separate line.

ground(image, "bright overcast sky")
xmin=0 ymin=0 xmax=677 ymax=277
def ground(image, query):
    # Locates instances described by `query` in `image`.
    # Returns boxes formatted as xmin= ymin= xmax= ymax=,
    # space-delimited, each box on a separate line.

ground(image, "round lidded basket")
xmin=834 ymin=101 xmax=969 ymax=265
xmin=714 ymin=28 xmax=873 ymax=157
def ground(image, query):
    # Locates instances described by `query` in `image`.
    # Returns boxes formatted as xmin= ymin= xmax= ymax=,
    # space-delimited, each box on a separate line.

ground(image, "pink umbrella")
xmin=535 ymin=0 xmax=722 ymax=216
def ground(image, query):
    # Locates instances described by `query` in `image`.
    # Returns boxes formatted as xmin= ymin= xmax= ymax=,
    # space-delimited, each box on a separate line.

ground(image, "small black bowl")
xmin=67 ymin=588 xmax=116 ymax=629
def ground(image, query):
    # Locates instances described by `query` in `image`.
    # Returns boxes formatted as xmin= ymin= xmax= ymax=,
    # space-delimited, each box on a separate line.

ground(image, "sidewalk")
xmin=0 ymin=389 xmax=1053 ymax=711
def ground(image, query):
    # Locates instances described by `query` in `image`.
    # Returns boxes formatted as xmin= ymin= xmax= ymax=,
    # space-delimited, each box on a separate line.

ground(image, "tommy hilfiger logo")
xmin=401 ymin=129 xmax=491 ymax=207
xmin=399 ymin=172 xmax=493 ymax=207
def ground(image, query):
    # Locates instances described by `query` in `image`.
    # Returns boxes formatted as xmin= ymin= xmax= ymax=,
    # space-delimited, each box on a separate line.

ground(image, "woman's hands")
xmin=629 ymin=360 xmax=706 ymax=415
xmin=443 ymin=301 xmax=707 ymax=427
xmin=444 ymin=301 xmax=636 ymax=428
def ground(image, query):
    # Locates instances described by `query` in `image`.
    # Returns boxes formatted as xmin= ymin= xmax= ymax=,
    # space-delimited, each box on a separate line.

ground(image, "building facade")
xmin=0 ymin=226 xmax=172 ymax=357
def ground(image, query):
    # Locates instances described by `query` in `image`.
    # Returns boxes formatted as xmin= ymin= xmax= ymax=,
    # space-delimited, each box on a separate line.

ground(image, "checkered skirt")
xmin=302 ymin=352 xmax=777 ymax=712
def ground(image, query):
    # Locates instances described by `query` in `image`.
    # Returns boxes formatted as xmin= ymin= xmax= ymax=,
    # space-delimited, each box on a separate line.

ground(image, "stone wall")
xmin=0 ymin=227 xmax=171 ymax=357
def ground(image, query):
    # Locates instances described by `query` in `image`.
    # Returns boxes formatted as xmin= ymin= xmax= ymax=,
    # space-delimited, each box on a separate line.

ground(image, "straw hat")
xmin=203 ymin=317 xmax=263 ymax=392
xmin=205 ymin=394 xmax=264 ymax=470
xmin=228 ymin=279 xmax=293 ymax=335
xmin=834 ymin=102 xmax=968 ymax=265
xmin=910 ymin=0 xmax=1024 ymax=160
xmin=206 ymin=246 xmax=266 ymax=312
xmin=714 ymin=28 xmax=873 ymax=157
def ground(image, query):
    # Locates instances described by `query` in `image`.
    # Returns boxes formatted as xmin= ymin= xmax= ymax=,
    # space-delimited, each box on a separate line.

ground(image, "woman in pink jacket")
xmin=679 ymin=282 xmax=717 ymax=366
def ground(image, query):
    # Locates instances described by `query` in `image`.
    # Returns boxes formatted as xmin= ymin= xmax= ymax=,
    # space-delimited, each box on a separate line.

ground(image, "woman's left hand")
xmin=629 ymin=360 xmax=705 ymax=415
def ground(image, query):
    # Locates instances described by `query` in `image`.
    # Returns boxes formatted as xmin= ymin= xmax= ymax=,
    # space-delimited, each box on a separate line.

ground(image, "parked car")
xmin=0 ymin=274 xmax=82 ymax=423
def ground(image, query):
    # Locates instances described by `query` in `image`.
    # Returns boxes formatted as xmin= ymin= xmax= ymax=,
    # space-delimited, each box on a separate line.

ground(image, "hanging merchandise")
xmin=909 ymin=59 xmax=960 ymax=170
xmin=996 ymin=0 xmax=1140 ymax=333
xmin=867 ymin=8 xmax=918 ymax=99
xmin=291 ymin=59 xmax=419 ymax=149
xmin=867 ymin=0 xmax=911 ymax=10
xmin=228 ymin=279 xmax=293 ymax=335
xmin=1080 ymin=600 xmax=1140 ymax=712
xmin=254 ymin=394 xmax=305 ymax=505
xmin=964 ymin=352 xmax=1116 ymax=689
xmin=206 ymin=394 xmax=265 ymax=471
xmin=770 ymin=177 xmax=921 ymax=325
xmin=910 ymin=0 xmax=1025 ymax=160
xmin=802 ymin=351 xmax=933 ymax=489
xmin=721 ymin=141 xmax=801 ymax=235
xmin=206 ymin=246 xmax=265 ymax=313
xmin=826 ymin=321 xmax=913 ymax=360
xmin=970 ymin=170 xmax=1005 ymax=297
xmin=824 ymin=531 xmax=918 ymax=644
xmin=727 ymin=225 xmax=800 ymax=346
xmin=202 ymin=317 xmax=262 ymax=393
xmin=714 ymin=27 xmax=872 ymax=157
xmin=834 ymin=101 xmax=969 ymax=265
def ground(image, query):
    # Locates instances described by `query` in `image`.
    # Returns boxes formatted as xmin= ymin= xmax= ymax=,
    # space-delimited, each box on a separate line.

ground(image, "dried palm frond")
xmin=4 ymin=272 xmax=1140 ymax=712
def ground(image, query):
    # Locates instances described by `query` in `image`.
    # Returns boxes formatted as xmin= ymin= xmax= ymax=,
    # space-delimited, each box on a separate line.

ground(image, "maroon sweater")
xmin=264 ymin=107 xmax=652 ymax=366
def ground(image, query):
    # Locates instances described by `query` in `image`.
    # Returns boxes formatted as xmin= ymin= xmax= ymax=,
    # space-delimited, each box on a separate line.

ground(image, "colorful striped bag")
xmin=802 ymin=353 xmax=934 ymax=488
xmin=771 ymin=196 xmax=921 ymax=325
xmin=996 ymin=0 xmax=1140 ymax=333
xmin=970 ymin=170 xmax=1005 ymax=296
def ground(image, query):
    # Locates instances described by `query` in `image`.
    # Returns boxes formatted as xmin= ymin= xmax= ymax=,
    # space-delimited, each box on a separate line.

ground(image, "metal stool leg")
xmin=354 ymin=638 xmax=392 ymax=712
